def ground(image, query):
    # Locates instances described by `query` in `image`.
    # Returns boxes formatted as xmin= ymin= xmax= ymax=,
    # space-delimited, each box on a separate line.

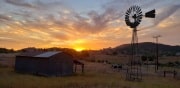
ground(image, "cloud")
xmin=72 ymin=2 xmax=123 ymax=33
xmin=5 ymin=0 xmax=35 ymax=8
xmin=50 ymin=31 xmax=70 ymax=40
xmin=155 ymin=4 xmax=180 ymax=25
xmin=0 ymin=0 xmax=148 ymax=48
xmin=0 ymin=14 xmax=12 ymax=21
xmin=3 ymin=0 xmax=124 ymax=34
xmin=140 ymin=4 xmax=180 ymax=31
xmin=5 ymin=0 xmax=64 ymax=10
xmin=0 ymin=0 xmax=180 ymax=49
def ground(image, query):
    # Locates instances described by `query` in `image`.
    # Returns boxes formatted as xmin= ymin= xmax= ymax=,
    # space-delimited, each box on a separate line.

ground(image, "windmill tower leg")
xmin=126 ymin=28 xmax=142 ymax=81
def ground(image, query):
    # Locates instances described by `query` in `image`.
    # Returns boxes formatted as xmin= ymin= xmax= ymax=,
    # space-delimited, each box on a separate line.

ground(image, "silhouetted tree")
xmin=141 ymin=56 xmax=147 ymax=62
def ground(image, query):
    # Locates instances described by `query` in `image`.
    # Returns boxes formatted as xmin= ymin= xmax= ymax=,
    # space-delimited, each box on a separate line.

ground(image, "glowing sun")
xmin=74 ymin=47 xmax=85 ymax=52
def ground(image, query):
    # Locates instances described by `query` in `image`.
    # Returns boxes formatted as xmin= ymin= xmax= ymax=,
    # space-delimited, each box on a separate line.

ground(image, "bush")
xmin=168 ymin=62 xmax=175 ymax=67
xmin=175 ymin=61 xmax=180 ymax=65
xmin=141 ymin=56 xmax=147 ymax=62
xmin=148 ymin=56 xmax=155 ymax=61
xmin=90 ymin=59 xmax=96 ymax=62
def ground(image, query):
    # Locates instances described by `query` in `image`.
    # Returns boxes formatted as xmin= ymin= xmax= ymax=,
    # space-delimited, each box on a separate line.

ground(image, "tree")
xmin=141 ymin=56 xmax=147 ymax=62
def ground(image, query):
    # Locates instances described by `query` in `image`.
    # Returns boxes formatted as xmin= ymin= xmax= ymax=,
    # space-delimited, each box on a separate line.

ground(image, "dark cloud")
xmin=0 ymin=14 xmax=12 ymax=21
xmin=5 ymin=0 xmax=35 ymax=8
xmin=5 ymin=0 xmax=64 ymax=10
xmin=0 ymin=37 xmax=20 ymax=47
xmin=140 ymin=4 xmax=180 ymax=31
xmin=50 ymin=32 xmax=70 ymax=40
xmin=155 ymin=4 xmax=180 ymax=25
xmin=72 ymin=4 xmax=122 ymax=33
xmin=3 ymin=0 xmax=123 ymax=34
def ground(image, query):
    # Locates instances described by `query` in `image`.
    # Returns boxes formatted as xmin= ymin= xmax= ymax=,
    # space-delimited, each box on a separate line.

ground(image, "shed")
xmin=15 ymin=51 xmax=74 ymax=76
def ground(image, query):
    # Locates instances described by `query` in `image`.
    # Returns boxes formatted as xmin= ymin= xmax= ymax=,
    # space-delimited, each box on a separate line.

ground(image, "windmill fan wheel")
xmin=125 ymin=5 xmax=143 ymax=28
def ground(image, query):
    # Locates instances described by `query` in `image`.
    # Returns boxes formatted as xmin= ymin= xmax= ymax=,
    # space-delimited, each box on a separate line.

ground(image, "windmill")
xmin=125 ymin=5 xmax=155 ymax=81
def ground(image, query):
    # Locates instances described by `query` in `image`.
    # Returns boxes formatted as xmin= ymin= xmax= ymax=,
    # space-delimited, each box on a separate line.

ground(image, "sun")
xmin=74 ymin=47 xmax=85 ymax=52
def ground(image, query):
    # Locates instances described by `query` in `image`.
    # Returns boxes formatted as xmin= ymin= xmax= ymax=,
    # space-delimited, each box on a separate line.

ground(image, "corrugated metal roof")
xmin=18 ymin=51 xmax=43 ymax=57
xmin=34 ymin=51 xmax=61 ymax=58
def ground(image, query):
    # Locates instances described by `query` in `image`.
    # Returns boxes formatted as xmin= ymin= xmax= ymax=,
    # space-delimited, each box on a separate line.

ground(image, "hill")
xmin=112 ymin=42 xmax=180 ymax=56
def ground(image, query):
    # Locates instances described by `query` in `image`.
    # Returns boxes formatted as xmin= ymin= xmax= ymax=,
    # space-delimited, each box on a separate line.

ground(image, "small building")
xmin=15 ymin=51 xmax=75 ymax=76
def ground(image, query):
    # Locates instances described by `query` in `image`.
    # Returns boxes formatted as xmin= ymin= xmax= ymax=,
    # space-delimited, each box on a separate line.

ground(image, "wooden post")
xmin=164 ymin=71 xmax=166 ymax=77
xmin=147 ymin=60 xmax=148 ymax=71
xmin=74 ymin=64 xmax=77 ymax=72
xmin=82 ymin=64 xmax=84 ymax=73
xmin=174 ymin=70 xmax=176 ymax=78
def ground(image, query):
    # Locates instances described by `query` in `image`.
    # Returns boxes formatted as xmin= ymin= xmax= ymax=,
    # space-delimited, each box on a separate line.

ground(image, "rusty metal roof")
xmin=34 ymin=51 xmax=61 ymax=58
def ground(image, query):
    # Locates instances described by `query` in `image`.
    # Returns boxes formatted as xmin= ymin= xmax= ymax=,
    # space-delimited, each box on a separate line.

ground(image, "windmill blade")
xmin=145 ymin=9 xmax=155 ymax=18
xmin=127 ymin=9 xmax=130 ymax=14
xmin=137 ymin=7 xmax=141 ymax=13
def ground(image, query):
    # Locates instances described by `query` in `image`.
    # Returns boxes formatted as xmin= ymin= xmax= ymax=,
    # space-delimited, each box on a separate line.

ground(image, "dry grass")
xmin=0 ymin=54 xmax=180 ymax=88
xmin=0 ymin=63 xmax=180 ymax=88
xmin=159 ymin=56 xmax=180 ymax=63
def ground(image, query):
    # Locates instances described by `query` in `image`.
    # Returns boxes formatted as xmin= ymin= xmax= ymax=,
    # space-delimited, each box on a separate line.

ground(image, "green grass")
xmin=0 ymin=67 xmax=180 ymax=88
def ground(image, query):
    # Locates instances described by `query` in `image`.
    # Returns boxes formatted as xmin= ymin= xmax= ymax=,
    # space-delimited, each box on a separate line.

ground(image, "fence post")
xmin=164 ymin=71 xmax=166 ymax=77
xmin=174 ymin=70 xmax=177 ymax=78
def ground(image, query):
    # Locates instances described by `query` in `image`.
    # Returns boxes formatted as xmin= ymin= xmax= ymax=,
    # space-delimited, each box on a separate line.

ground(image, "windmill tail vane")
xmin=145 ymin=9 xmax=156 ymax=18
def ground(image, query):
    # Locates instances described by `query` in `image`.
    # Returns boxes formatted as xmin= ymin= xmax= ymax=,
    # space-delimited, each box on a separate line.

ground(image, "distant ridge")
xmin=113 ymin=42 xmax=180 ymax=55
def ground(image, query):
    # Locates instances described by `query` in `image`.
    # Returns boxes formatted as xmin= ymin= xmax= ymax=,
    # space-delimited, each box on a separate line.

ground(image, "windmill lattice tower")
xmin=125 ymin=5 xmax=155 ymax=81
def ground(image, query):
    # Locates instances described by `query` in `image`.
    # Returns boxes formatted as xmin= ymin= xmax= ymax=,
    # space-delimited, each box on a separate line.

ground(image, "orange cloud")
xmin=0 ymin=0 xmax=180 ymax=50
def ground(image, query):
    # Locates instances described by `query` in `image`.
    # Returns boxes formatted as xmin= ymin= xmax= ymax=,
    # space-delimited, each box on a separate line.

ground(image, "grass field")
xmin=0 ymin=54 xmax=180 ymax=88
xmin=1 ymin=64 xmax=180 ymax=88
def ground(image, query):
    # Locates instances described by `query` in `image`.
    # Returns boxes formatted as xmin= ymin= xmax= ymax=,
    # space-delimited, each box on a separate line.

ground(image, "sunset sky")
xmin=0 ymin=0 xmax=180 ymax=50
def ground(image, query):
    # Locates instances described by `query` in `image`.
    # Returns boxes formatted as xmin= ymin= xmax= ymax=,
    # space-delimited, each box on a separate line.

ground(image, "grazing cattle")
xmin=111 ymin=64 xmax=122 ymax=69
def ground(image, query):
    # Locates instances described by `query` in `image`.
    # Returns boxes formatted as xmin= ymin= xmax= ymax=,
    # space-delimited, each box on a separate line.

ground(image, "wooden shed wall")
xmin=48 ymin=53 xmax=74 ymax=76
xmin=15 ymin=52 xmax=74 ymax=76
xmin=15 ymin=56 xmax=38 ymax=74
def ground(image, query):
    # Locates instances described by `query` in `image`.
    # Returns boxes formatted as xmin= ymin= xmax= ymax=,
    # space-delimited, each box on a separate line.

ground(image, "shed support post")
xmin=75 ymin=64 xmax=77 ymax=72
xmin=82 ymin=64 xmax=84 ymax=73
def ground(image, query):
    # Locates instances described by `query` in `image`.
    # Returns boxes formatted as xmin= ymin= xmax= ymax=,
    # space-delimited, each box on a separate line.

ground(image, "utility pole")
xmin=153 ymin=35 xmax=161 ymax=72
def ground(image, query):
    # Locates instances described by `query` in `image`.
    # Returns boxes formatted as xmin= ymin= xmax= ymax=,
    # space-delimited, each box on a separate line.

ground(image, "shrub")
xmin=141 ymin=56 xmax=147 ymax=62
xmin=175 ymin=61 xmax=180 ymax=65
xmin=168 ymin=62 xmax=175 ymax=67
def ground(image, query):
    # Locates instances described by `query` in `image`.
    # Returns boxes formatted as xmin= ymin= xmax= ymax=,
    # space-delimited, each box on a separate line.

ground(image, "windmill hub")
xmin=132 ymin=14 xmax=136 ymax=19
